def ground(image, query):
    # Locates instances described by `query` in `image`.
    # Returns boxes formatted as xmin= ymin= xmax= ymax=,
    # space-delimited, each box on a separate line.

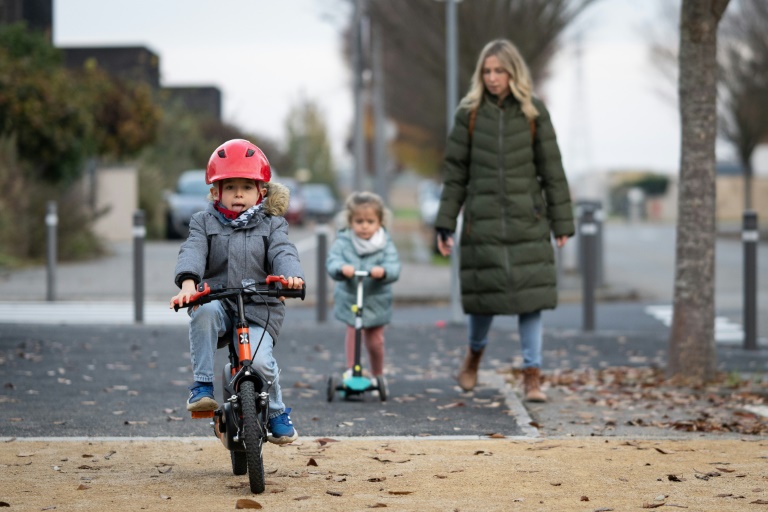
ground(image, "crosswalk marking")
xmin=644 ymin=304 xmax=746 ymax=344
xmin=0 ymin=302 xmax=190 ymax=325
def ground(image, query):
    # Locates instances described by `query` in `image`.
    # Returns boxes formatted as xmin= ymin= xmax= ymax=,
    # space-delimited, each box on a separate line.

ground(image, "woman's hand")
xmin=555 ymin=235 xmax=568 ymax=248
xmin=437 ymin=234 xmax=454 ymax=257
xmin=341 ymin=265 xmax=355 ymax=278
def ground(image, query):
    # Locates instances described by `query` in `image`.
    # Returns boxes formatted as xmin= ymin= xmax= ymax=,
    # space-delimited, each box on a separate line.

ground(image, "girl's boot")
xmin=522 ymin=367 xmax=547 ymax=402
xmin=457 ymin=348 xmax=484 ymax=391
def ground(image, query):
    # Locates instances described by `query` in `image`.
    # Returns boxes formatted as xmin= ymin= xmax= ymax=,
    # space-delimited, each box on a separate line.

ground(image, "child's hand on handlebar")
xmin=341 ymin=265 xmax=355 ymax=279
xmin=170 ymin=279 xmax=199 ymax=310
xmin=370 ymin=266 xmax=385 ymax=279
xmin=278 ymin=275 xmax=304 ymax=301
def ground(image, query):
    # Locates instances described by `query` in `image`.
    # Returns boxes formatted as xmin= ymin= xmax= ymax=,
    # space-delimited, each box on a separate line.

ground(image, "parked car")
xmin=164 ymin=169 xmax=210 ymax=239
xmin=278 ymin=177 xmax=306 ymax=226
xmin=301 ymin=183 xmax=338 ymax=223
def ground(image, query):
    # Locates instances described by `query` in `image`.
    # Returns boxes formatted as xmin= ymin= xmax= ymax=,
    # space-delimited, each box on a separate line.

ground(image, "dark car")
xmin=164 ymin=170 xmax=210 ymax=239
xmin=302 ymin=183 xmax=338 ymax=223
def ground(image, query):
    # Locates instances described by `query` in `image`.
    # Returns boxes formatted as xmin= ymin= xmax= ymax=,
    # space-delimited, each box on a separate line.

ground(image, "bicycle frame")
xmin=173 ymin=276 xmax=305 ymax=493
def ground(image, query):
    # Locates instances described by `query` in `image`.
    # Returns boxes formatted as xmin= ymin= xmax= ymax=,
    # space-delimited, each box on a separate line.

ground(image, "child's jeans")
xmin=467 ymin=311 xmax=542 ymax=369
xmin=189 ymin=300 xmax=286 ymax=419
xmin=344 ymin=325 xmax=385 ymax=375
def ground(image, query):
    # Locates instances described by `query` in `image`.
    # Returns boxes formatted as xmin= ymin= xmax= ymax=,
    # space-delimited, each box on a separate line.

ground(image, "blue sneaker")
xmin=268 ymin=408 xmax=298 ymax=444
xmin=186 ymin=382 xmax=218 ymax=412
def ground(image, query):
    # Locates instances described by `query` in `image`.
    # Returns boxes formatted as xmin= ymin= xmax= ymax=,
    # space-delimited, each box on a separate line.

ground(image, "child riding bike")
xmin=170 ymin=138 xmax=305 ymax=445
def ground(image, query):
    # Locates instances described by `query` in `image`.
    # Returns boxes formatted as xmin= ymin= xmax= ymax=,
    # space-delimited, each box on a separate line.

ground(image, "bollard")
xmin=133 ymin=210 xmax=146 ymax=324
xmin=45 ymin=201 xmax=58 ymax=302
xmin=316 ymin=224 xmax=330 ymax=323
xmin=579 ymin=206 xmax=597 ymax=332
xmin=576 ymin=200 xmax=603 ymax=287
xmin=743 ymin=211 xmax=758 ymax=350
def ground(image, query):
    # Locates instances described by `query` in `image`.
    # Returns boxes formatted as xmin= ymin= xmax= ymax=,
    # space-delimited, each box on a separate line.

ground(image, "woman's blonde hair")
xmin=459 ymin=39 xmax=539 ymax=120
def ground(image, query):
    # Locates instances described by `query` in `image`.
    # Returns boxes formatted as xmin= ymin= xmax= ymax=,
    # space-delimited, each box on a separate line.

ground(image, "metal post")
xmin=133 ymin=210 xmax=145 ymax=324
xmin=580 ymin=206 xmax=597 ymax=331
xmin=743 ymin=210 xmax=758 ymax=350
xmin=45 ymin=201 xmax=58 ymax=302
xmin=445 ymin=0 xmax=463 ymax=324
xmin=352 ymin=0 xmax=367 ymax=192
xmin=316 ymin=225 xmax=330 ymax=323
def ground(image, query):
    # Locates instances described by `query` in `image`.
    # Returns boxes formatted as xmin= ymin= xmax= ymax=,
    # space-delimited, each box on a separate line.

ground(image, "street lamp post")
xmin=445 ymin=0 xmax=463 ymax=324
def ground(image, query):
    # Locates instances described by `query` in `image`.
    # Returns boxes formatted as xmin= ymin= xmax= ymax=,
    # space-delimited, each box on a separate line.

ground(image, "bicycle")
xmin=173 ymin=276 xmax=305 ymax=494
xmin=326 ymin=270 xmax=388 ymax=402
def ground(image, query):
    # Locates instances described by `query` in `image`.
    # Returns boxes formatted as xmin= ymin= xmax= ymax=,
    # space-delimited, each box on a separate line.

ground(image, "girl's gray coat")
xmin=174 ymin=182 xmax=304 ymax=341
xmin=326 ymin=228 xmax=401 ymax=328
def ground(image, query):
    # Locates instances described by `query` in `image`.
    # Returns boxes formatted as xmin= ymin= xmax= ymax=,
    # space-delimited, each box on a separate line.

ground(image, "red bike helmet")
xmin=205 ymin=139 xmax=271 ymax=184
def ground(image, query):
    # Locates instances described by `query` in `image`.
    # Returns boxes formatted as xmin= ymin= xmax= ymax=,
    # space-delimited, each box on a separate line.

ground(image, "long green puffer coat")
xmin=434 ymin=93 xmax=574 ymax=315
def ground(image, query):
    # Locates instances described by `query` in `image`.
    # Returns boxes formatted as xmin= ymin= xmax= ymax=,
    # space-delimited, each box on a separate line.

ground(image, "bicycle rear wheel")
xmin=239 ymin=380 xmax=266 ymax=494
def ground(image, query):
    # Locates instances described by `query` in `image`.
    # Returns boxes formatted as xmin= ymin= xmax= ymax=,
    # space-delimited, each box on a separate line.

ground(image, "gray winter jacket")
xmin=174 ymin=182 xmax=304 ymax=341
xmin=326 ymin=228 xmax=400 ymax=328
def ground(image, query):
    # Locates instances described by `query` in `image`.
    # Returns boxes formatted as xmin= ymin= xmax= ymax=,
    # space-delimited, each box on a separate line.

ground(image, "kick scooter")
xmin=326 ymin=270 xmax=388 ymax=402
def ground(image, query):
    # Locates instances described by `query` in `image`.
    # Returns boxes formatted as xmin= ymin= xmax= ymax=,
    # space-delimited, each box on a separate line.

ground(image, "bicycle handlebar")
xmin=173 ymin=276 xmax=306 ymax=311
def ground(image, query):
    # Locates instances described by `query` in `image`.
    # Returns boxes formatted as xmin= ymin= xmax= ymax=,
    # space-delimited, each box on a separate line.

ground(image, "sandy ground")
xmin=2 ymin=437 xmax=767 ymax=511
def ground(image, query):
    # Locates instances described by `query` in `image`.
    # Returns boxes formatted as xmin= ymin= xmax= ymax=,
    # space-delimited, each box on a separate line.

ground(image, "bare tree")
xmin=668 ymin=0 xmax=731 ymax=383
xmin=719 ymin=0 xmax=768 ymax=209
xmin=344 ymin=0 xmax=599 ymax=175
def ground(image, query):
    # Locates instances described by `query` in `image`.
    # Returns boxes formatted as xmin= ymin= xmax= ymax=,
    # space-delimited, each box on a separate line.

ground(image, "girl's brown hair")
xmin=345 ymin=191 xmax=387 ymax=225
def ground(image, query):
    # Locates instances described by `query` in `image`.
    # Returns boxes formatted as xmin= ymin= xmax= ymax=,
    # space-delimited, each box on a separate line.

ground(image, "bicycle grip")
xmin=173 ymin=282 xmax=211 ymax=311
xmin=279 ymin=285 xmax=306 ymax=300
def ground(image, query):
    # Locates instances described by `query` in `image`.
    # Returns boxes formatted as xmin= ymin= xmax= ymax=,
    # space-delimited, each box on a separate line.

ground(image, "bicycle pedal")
xmin=191 ymin=410 xmax=215 ymax=419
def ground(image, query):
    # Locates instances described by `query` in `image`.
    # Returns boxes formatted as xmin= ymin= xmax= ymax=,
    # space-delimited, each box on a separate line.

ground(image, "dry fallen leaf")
xmin=326 ymin=490 xmax=343 ymax=497
xmin=642 ymin=503 xmax=665 ymax=509
xmin=388 ymin=491 xmax=413 ymax=495
xmin=235 ymin=498 xmax=263 ymax=509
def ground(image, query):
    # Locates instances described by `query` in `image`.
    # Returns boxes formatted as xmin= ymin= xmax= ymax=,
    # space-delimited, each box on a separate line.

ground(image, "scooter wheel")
xmin=378 ymin=375 xmax=389 ymax=402
xmin=326 ymin=375 xmax=336 ymax=402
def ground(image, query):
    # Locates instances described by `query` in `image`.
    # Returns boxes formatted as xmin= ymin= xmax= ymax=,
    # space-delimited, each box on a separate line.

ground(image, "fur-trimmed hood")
xmin=263 ymin=181 xmax=290 ymax=217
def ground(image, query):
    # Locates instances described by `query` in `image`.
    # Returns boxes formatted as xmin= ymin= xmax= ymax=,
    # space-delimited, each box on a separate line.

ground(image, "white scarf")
xmin=351 ymin=227 xmax=387 ymax=256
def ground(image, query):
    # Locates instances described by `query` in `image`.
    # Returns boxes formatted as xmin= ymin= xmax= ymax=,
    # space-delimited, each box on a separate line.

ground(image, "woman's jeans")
xmin=189 ymin=300 xmax=285 ymax=419
xmin=468 ymin=311 xmax=542 ymax=369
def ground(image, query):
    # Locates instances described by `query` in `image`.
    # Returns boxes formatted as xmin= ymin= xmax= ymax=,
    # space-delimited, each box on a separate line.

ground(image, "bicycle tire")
xmin=231 ymin=450 xmax=247 ymax=475
xmin=239 ymin=380 xmax=266 ymax=494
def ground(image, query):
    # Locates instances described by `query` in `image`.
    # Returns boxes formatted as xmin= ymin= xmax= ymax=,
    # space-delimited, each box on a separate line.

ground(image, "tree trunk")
xmin=668 ymin=0 xmax=730 ymax=383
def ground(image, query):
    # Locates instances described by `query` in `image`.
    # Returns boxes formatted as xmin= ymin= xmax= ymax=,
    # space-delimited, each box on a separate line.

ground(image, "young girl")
xmin=326 ymin=192 xmax=401 ymax=390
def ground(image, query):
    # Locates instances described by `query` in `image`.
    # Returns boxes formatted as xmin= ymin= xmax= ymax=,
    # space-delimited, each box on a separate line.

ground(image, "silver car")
xmin=164 ymin=170 xmax=210 ymax=239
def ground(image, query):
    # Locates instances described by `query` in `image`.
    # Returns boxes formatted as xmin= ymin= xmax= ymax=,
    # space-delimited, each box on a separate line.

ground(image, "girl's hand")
xmin=555 ymin=235 xmax=568 ymax=248
xmin=341 ymin=265 xmax=355 ymax=278
xmin=370 ymin=266 xmax=385 ymax=279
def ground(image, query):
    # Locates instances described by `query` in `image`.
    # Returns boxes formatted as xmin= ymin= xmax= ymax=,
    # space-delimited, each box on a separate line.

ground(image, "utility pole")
xmin=445 ymin=0 xmax=463 ymax=324
xmin=372 ymin=24 xmax=388 ymax=203
xmin=352 ymin=0 xmax=367 ymax=192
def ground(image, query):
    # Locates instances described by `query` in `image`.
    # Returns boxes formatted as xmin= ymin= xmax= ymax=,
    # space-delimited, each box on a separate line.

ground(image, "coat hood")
xmin=263 ymin=182 xmax=290 ymax=217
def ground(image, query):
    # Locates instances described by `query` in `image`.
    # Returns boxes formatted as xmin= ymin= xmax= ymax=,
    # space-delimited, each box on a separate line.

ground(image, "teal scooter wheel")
xmin=326 ymin=375 xmax=336 ymax=402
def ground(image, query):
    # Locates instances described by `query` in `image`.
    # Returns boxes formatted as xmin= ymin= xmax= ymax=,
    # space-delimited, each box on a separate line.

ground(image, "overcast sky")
xmin=53 ymin=0 xmax=717 ymax=179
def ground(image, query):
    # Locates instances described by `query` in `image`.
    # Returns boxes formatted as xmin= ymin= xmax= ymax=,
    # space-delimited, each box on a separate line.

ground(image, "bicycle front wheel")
xmin=239 ymin=380 xmax=266 ymax=494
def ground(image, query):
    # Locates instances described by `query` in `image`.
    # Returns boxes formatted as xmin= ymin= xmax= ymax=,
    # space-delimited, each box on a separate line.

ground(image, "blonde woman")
xmin=434 ymin=39 xmax=574 ymax=402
